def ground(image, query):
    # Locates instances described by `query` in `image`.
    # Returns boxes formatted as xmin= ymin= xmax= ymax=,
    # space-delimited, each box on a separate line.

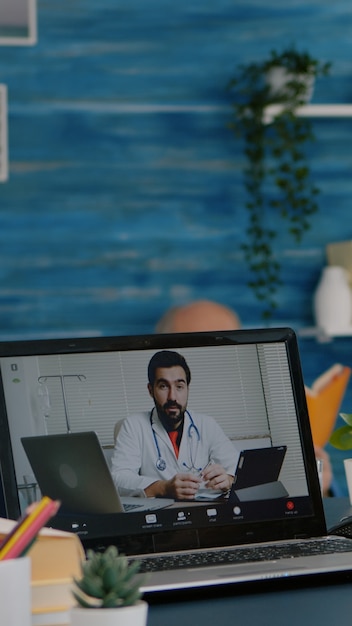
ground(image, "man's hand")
xmin=201 ymin=463 xmax=234 ymax=492
xmin=165 ymin=473 xmax=203 ymax=500
xmin=145 ymin=473 xmax=202 ymax=500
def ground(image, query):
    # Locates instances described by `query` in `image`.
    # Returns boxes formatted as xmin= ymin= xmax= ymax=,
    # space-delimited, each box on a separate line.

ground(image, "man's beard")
xmin=157 ymin=401 xmax=185 ymax=429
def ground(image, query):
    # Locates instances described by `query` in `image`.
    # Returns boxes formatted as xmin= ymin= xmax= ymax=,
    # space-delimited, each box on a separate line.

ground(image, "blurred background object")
xmin=155 ymin=300 xmax=241 ymax=333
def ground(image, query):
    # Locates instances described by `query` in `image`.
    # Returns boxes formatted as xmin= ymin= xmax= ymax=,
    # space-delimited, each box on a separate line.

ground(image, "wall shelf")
xmin=264 ymin=104 xmax=352 ymax=123
xmin=298 ymin=326 xmax=352 ymax=343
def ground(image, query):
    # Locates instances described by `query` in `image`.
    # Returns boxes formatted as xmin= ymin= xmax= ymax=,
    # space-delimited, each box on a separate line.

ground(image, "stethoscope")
xmin=150 ymin=408 xmax=201 ymax=472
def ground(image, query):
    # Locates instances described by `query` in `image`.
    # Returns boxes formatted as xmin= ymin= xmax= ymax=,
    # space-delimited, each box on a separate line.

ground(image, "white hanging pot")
xmin=313 ymin=265 xmax=352 ymax=334
xmin=70 ymin=600 xmax=148 ymax=626
xmin=266 ymin=66 xmax=315 ymax=103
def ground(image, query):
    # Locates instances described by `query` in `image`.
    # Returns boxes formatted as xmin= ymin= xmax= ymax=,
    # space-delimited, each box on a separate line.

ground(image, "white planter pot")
xmin=313 ymin=265 xmax=352 ymax=333
xmin=70 ymin=600 xmax=148 ymax=626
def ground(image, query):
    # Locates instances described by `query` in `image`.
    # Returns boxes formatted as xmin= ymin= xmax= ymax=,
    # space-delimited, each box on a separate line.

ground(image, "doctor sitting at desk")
xmin=111 ymin=350 xmax=237 ymax=500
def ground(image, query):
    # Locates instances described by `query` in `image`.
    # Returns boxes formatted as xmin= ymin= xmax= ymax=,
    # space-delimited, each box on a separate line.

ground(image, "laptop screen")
xmin=0 ymin=327 xmax=326 ymax=553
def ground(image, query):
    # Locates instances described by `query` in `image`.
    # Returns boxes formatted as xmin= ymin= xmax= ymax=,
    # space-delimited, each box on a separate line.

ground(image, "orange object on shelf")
xmin=305 ymin=364 xmax=351 ymax=447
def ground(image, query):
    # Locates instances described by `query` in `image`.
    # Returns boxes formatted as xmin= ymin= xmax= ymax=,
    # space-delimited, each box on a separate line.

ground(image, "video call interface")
xmin=0 ymin=336 xmax=315 ymax=538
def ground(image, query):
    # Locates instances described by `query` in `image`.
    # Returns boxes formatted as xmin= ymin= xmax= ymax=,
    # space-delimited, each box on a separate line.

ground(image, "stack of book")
xmin=305 ymin=363 xmax=351 ymax=447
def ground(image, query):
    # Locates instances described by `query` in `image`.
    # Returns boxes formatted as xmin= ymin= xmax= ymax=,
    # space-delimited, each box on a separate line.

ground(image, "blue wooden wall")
xmin=1 ymin=0 xmax=352 ymax=492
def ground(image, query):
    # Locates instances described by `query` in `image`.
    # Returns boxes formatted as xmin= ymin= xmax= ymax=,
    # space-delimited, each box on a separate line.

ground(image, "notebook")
xmin=1 ymin=327 xmax=352 ymax=596
xmin=21 ymin=431 xmax=175 ymax=514
xmin=229 ymin=445 xmax=288 ymax=502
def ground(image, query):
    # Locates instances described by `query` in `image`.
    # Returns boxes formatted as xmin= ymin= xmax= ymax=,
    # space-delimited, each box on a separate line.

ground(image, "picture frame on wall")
xmin=0 ymin=0 xmax=37 ymax=46
xmin=0 ymin=85 xmax=8 ymax=182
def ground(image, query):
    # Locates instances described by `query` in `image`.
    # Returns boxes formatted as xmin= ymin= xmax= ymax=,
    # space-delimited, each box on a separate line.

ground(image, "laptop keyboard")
xmin=133 ymin=537 xmax=352 ymax=573
xmin=123 ymin=503 xmax=145 ymax=512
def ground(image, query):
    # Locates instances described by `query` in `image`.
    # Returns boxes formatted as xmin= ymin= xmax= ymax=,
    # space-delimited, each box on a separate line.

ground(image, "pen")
xmin=3 ymin=499 xmax=60 ymax=560
xmin=200 ymin=460 xmax=214 ymax=476
xmin=0 ymin=496 xmax=60 ymax=561
xmin=0 ymin=496 xmax=51 ymax=559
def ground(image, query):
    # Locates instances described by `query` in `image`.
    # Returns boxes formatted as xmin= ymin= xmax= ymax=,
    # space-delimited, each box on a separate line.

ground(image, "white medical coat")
xmin=111 ymin=409 xmax=238 ymax=497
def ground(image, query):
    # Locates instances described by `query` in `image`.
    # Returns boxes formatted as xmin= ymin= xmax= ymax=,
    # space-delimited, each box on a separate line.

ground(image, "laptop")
xmin=229 ymin=445 xmax=288 ymax=502
xmin=1 ymin=327 xmax=352 ymax=596
xmin=21 ymin=431 xmax=175 ymax=514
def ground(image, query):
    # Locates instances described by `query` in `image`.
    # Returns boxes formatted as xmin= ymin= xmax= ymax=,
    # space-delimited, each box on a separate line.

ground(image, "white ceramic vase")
xmin=344 ymin=459 xmax=352 ymax=505
xmin=70 ymin=600 xmax=148 ymax=626
xmin=313 ymin=265 xmax=352 ymax=334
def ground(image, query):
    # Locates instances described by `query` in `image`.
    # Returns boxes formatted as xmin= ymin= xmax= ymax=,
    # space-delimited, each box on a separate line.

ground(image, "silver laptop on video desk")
xmin=21 ymin=431 xmax=174 ymax=514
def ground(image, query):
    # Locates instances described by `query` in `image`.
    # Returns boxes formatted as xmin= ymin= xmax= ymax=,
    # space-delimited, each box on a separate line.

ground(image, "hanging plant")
xmin=228 ymin=46 xmax=331 ymax=319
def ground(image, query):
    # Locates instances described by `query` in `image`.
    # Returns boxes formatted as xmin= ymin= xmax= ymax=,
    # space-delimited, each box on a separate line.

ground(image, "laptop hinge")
xmin=294 ymin=534 xmax=309 ymax=539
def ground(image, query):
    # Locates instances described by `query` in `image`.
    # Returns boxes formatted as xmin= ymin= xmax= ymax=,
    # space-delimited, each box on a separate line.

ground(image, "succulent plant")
xmin=72 ymin=545 xmax=143 ymax=609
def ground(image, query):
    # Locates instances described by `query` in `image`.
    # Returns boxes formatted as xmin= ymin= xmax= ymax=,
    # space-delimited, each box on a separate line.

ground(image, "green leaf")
xmin=329 ymin=425 xmax=352 ymax=450
xmin=340 ymin=413 xmax=352 ymax=426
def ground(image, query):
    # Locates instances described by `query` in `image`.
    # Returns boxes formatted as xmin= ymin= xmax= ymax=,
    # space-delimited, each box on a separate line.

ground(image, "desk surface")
xmin=147 ymin=498 xmax=352 ymax=626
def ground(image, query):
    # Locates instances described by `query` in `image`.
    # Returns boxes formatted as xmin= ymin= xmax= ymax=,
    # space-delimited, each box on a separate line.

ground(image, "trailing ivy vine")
xmin=228 ymin=47 xmax=330 ymax=319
